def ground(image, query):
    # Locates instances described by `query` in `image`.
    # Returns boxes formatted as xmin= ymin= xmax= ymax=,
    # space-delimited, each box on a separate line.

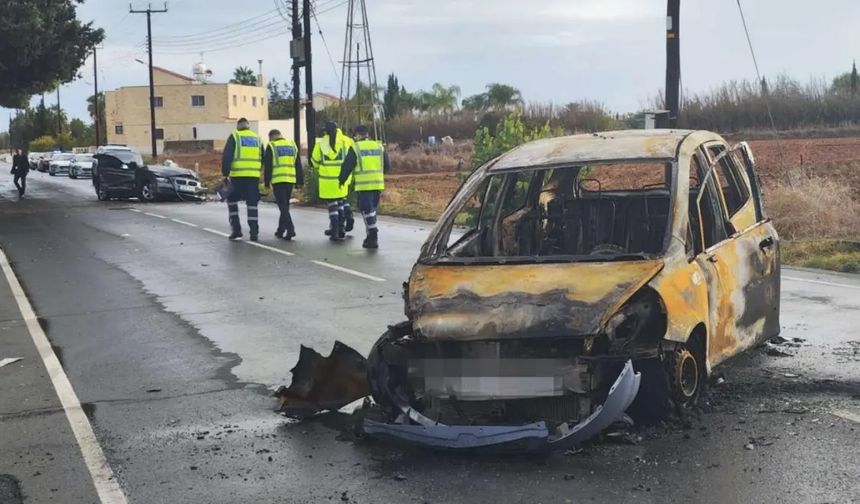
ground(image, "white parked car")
xmin=69 ymin=154 xmax=94 ymax=179
xmin=49 ymin=153 xmax=75 ymax=176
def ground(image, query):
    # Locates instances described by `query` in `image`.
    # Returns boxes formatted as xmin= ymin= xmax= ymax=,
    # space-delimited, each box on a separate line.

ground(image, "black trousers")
xmin=272 ymin=183 xmax=295 ymax=235
xmin=227 ymin=177 xmax=260 ymax=235
xmin=13 ymin=174 xmax=26 ymax=196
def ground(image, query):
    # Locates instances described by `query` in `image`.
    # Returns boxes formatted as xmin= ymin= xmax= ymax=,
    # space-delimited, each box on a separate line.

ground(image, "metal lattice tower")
xmin=339 ymin=0 xmax=385 ymax=141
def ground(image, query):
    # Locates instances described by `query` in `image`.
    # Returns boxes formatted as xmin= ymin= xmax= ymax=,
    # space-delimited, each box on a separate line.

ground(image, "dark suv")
xmin=92 ymin=147 xmax=204 ymax=202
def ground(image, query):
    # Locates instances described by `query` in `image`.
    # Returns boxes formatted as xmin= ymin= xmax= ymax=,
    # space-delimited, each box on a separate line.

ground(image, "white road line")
xmin=246 ymin=241 xmax=295 ymax=256
xmin=202 ymin=227 xmax=231 ymax=237
xmin=783 ymin=276 xmax=860 ymax=290
xmin=831 ymin=409 xmax=860 ymax=424
xmin=312 ymin=260 xmax=386 ymax=282
xmin=128 ymin=208 xmax=142 ymax=213
xmin=170 ymin=218 xmax=198 ymax=228
xmin=143 ymin=212 xmax=166 ymax=219
xmin=132 ymin=210 xmax=385 ymax=281
xmin=0 ymin=247 xmax=128 ymax=504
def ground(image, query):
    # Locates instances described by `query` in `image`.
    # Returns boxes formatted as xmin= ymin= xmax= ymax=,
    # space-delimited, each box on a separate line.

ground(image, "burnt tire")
xmin=626 ymin=358 xmax=672 ymax=425
xmin=667 ymin=337 xmax=706 ymax=409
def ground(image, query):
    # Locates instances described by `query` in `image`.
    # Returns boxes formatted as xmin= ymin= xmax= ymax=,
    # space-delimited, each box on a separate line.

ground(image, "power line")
xmin=151 ymin=18 xmax=285 ymax=47
xmin=735 ymin=0 xmax=777 ymax=132
xmin=311 ymin=0 xmax=341 ymax=83
xmin=153 ymin=29 xmax=290 ymax=55
xmin=155 ymin=9 xmax=278 ymax=41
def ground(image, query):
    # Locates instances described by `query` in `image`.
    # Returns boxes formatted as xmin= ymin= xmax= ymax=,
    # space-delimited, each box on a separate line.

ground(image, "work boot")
xmin=338 ymin=226 xmax=346 ymax=240
xmin=274 ymin=231 xmax=283 ymax=239
xmin=284 ymin=229 xmax=296 ymax=241
xmin=362 ymin=229 xmax=379 ymax=249
xmin=345 ymin=211 xmax=355 ymax=233
xmin=228 ymin=230 xmax=243 ymax=240
xmin=250 ymin=234 xmax=259 ymax=242
xmin=324 ymin=228 xmax=333 ymax=236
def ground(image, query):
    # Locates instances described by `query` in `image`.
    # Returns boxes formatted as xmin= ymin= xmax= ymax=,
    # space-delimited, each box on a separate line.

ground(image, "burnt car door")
xmin=693 ymin=142 xmax=779 ymax=367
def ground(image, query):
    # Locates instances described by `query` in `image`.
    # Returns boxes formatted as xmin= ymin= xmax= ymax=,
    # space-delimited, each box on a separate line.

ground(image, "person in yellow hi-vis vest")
xmin=263 ymin=129 xmax=303 ymax=241
xmin=221 ymin=118 xmax=264 ymax=241
xmin=310 ymin=121 xmax=354 ymax=242
xmin=338 ymin=125 xmax=390 ymax=249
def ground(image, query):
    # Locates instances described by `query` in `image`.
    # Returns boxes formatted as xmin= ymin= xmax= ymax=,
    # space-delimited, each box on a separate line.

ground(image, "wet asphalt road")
xmin=0 ymin=168 xmax=858 ymax=504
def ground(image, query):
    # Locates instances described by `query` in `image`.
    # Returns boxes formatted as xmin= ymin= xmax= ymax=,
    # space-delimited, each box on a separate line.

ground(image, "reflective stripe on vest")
xmin=313 ymin=130 xmax=352 ymax=199
xmin=269 ymin=138 xmax=298 ymax=184
xmin=230 ymin=130 xmax=262 ymax=178
xmin=354 ymin=139 xmax=385 ymax=192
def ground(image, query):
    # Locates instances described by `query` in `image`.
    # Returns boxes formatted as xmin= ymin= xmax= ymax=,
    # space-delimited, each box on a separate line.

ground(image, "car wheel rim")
xmin=142 ymin=184 xmax=154 ymax=200
xmin=676 ymin=349 xmax=698 ymax=398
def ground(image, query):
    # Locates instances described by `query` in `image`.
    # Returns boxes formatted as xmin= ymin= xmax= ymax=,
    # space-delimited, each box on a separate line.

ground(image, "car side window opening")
xmin=436 ymin=162 xmax=673 ymax=262
xmin=736 ymin=144 xmax=767 ymax=222
xmin=695 ymin=150 xmax=732 ymax=253
xmin=708 ymin=145 xmax=751 ymax=217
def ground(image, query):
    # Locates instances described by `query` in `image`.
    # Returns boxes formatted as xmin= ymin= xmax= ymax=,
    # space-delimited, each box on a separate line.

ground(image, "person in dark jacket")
xmin=10 ymin=148 xmax=29 ymax=197
xmin=263 ymin=129 xmax=304 ymax=240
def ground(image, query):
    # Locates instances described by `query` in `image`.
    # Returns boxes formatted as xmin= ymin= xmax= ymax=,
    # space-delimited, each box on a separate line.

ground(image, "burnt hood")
xmin=408 ymin=260 xmax=664 ymax=341
xmin=146 ymin=165 xmax=196 ymax=178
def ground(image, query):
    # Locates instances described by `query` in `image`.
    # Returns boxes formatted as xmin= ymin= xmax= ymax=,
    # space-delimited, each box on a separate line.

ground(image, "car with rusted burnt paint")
xmin=276 ymin=129 xmax=780 ymax=450
xmin=349 ymin=129 xmax=780 ymax=450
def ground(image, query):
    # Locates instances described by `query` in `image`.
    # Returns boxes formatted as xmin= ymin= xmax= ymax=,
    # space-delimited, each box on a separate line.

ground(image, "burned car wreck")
xmin=278 ymin=130 xmax=781 ymax=451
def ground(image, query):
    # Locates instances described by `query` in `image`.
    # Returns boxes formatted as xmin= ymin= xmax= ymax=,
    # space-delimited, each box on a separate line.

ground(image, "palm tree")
xmin=87 ymin=92 xmax=106 ymax=144
xmin=484 ymin=83 xmax=523 ymax=110
xmin=230 ymin=66 xmax=257 ymax=86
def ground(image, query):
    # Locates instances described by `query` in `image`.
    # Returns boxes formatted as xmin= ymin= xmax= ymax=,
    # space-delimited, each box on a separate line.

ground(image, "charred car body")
xmin=280 ymin=130 xmax=780 ymax=450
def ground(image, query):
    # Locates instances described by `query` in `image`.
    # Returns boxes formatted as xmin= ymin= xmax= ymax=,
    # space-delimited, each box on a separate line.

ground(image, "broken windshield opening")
xmin=429 ymin=162 xmax=674 ymax=262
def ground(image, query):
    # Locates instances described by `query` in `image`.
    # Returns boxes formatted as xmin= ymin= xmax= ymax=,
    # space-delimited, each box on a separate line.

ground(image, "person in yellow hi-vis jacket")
xmin=338 ymin=125 xmax=390 ymax=249
xmin=263 ymin=129 xmax=303 ymax=241
xmin=310 ymin=121 xmax=354 ymax=241
xmin=221 ymin=118 xmax=263 ymax=241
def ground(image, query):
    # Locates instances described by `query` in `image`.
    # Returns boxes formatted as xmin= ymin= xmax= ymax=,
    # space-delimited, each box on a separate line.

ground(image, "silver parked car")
xmin=69 ymin=154 xmax=94 ymax=179
xmin=49 ymin=153 xmax=75 ymax=176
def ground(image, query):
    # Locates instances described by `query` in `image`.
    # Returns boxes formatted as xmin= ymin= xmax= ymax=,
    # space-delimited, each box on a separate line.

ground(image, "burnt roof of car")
xmin=488 ymin=129 xmax=696 ymax=171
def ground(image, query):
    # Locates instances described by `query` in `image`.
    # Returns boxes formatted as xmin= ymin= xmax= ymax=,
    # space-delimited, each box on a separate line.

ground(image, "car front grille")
xmin=173 ymin=178 xmax=199 ymax=187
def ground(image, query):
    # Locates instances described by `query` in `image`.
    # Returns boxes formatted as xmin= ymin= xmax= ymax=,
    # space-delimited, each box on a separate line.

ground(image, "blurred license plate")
xmin=178 ymin=185 xmax=198 ymax=193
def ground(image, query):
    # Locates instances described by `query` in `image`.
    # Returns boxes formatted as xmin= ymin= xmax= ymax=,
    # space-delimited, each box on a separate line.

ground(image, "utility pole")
xmin=93 ymin=46 xmax=101 ymax=147
xmin=291 ymin=0 xmax=302 ymax=149
xmin=130 ymin=2 xmax=168 ymax=159
xmin=664 ymin=0 xmax=681 ymax=128
xmin=56 ymin=86 xmax=62 ymax=136
xmin=302 ymin=0 xmax=316 ymax=154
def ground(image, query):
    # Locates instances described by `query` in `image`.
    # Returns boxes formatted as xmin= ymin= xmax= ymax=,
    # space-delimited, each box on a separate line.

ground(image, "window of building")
xmin=252 ymin=97 xmax=257 ymax=107
xmin=192 ymin=127 xmax=198 ymax=140
xmin=115 ymin=124 xmax=124 ymax=135
xmin=232 ymin=95 xmax=237 ymax=106
xmin=153 ymin=96 xmax=164 ymax=108
xmin=191 ymin=95 xmax=206 ymax=107
xmin=261 ymin=98 xmax=265 ymax=106
xmin=155 ymin=128 xmax=164 ymax=140
xmin=243 ymin=96 xmax=247 ymax=103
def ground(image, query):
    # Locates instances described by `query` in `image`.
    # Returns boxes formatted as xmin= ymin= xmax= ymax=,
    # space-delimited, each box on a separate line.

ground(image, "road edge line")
xmin=0 ymin=247 xmax=128 ymax=504
xmin=783 ymin=275 xmax=860 ymax=290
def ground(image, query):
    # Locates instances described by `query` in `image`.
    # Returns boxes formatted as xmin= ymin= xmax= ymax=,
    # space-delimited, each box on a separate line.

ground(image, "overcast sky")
xmin=4 ymin=0 xmax=859 ymax=123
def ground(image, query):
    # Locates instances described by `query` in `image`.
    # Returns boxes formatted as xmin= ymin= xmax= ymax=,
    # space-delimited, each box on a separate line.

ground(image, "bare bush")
xmin=678 ymin=75 xmax=860 ymax=133
xmin=767 ymin=168 xmax=860 ymax=240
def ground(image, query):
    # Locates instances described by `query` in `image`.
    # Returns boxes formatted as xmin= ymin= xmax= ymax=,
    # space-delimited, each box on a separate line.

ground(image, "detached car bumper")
xmin=362 ymin=359 xmax=641 ymax=451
